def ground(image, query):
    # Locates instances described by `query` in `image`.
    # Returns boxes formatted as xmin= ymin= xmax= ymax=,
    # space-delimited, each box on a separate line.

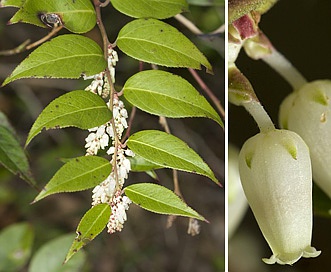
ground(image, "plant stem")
xmin=243 ymin=100 xmax=275 ymax=133
xmin=175 ymin=14 xmax=203 ymax=35
xmin=159 ymin=117 xmax=182 ymax=198
xmin=0 ymin=39 xmax=30 ymax=56
xmin=95 ymin=3 xmax=121 ymax=189
xmin=188 ymin=68 xmax=225 ymax=119
xmin=26 ymin=26 xmax=63 ymax=50
xmin=262 ymin=49 xmax=307 ymax=90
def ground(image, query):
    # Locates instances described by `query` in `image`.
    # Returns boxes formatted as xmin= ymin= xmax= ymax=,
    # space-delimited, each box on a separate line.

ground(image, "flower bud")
xmin=279 ymin=80 xmax=331 ymax=199
xmin=239 ymin=129 xmax=320 ymax=265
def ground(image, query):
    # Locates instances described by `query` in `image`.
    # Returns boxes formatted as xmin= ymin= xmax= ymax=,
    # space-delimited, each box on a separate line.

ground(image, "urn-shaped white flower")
xmin=239 ymin=129 xmax=321 ymax=265
xmin=279 ymin=80 xmax=331 ymax=199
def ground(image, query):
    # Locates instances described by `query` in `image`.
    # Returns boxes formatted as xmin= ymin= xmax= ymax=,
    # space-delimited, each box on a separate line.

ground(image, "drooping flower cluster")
xmin=83 ymin=47 xmax=133 ymax=234
xmin=107 ymin=46 xmax=119 ymax=83
xmin=91 ymin=146 xmax=134 ymax=206
xmin=107 ymin=190 xmax=132 ymax=233
xmin=84 ymin=72 xmax=110 ymax=98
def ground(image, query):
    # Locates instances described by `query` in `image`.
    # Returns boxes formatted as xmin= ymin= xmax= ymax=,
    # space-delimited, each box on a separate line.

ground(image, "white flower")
xmin=91 ymin=173 xmax=117 ymax=206
xmin=107 ymin=48 xmax=119 ymax=83
xmin=107 ymin=190 xmax=131 ymax=234
xmin=239 ymin=129 xmax=320 ymax=265
xmin=187 ymin=218 xmax=200 ymax=236
xmin=279 ymin=80 xmax=331 ymax=199
xmin=85 ymin=123 xmax=111 ymax=155
xmin=91 ymin=146 xmax=134 ymax=205
xmin=84 ymin=72 xmax=109 ymax=98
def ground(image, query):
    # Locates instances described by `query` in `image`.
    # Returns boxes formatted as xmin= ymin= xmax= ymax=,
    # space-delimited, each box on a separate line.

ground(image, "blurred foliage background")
xmin=229 ymin=0 xmax=331 ymax=271
xmin=0 ymin=1 xmax=224 ymax=271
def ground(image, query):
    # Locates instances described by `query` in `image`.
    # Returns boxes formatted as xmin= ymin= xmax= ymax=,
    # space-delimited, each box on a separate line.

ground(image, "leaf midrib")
xmin=126 ymin=188 xmax=197 ymax=217
xmin=128 ymin=138 xmax=207 ymax=174
xmin=35 ymin=104 xmax=109 ymax=129
xmin=126 ymin=86 xmax=212 ymax=113
xmin=46 ymin=162 xmax=110 ymax=192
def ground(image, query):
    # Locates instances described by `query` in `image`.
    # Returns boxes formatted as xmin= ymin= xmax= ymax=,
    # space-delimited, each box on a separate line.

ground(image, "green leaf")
xmin=110 ymin=0 xmax=188 ymax=19
xmin=33 ymin=156 xmax=112 ymax=202
xmin=2 ymin=34 xmax=106 ymax=86
xmin=126 ymin=130 xmax=219 ymax=184
xmin=125 ymin=183 xmax=206 ymax=221
xmin=123 ymin=70 xmax=223 ymax=126
xmin=0 ymin=0 xmax=25 ymax=8
xmin=29 ymin=233 xmax=86 ymax=272
xmin=9 ymin=0 xmax=96 ymax=33
xmin=0 ymin=114 xmax=36 ymax=186
xmin=26 ymin=90 xmax=112 ymax=146
xmin=117 ymin=18 xmax=212 ymax=72
xmin=187 ymin=0 xmax=224 ymax=6
xmin=0 ymin=111 xmax=15 ymax=134
xmin=0 ymin=223 xmax=34 ymax=272
xmin=65 ymin=204 xmax=111 ymax=263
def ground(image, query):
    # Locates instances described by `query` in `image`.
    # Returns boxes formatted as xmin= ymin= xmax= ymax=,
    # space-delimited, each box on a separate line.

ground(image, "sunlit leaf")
xmin=0 ymin=0 xmax=25 ymax=8
xmin=125 ymin=183 xmax=206 ymax=221
xmin=2 ymin=34 xmax=106 ymax=86
xmin=29 ymin=233 xmax=86 ymax=272
xmin=0 ymin=223 xmax=34 ymax=272
xmin=33 ymin=156 xmax=112 ymax=202
xmin=26 ymin=90 xmax=112 ymax=146
xmin=110 ymin=0 xmax=188 ymax=19
xmin=9 ymin=0 xmax=96 ymax=33
xmin=65 ymin=204 xmax=111 ymax=263
xmin=117 ymin=19 xmax=212 ymax=72
xmin=127 ymin=130 xmax=219 ymax=185
xmin=123 ymin=70 xmax=223 ymax=126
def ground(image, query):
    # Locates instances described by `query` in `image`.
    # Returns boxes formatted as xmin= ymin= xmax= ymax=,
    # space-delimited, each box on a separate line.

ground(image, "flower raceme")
xmin=279 ymin=80 xmax=331 ymax=199
xmin=82 ymin=48 xmax=133 ymax=234
xmin=239 ymin=129 xmax=321 ymax=265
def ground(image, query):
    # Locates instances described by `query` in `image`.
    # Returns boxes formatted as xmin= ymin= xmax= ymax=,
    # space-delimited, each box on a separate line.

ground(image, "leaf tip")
xmin=206 ymin=67 xmax=214 ymax=75
xmin=1 ymin=78 xmax=9 ymax=87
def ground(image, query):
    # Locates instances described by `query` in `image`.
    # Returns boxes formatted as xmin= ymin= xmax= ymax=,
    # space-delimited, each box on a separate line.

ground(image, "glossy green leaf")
xmin=65 ymin=204 xmax=111 ymax=263
xmin=33 ymin=156 xmax=112 ymax=202
xmin=123 ymin=70 xmax=223 ymax=126
xmin=117 ymin=19 xmax=212 ymax=72
xmin=126 ymin=130 xmax=219 ymax=184
xmin=9 ymin=0 xmax=96 ymax=33
xmin=29 ymin=233 xmax=86 ymax=272
xmin=125 ymin=183 xmax=206 ymax=221
xmin=0 ymin=223 xmax=34 ymax=272
xmin=0 ymin=114 xmax=35 ymax=186
xmin=2 ymin=34 xmax=106 ymax=86
xmin=0 ymin=0 xmax=24 ymax=7
xmin=26 ymin=90 xmax=112 ymax=146
xmin=110 ymin=0 xmax=188 ymax=19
